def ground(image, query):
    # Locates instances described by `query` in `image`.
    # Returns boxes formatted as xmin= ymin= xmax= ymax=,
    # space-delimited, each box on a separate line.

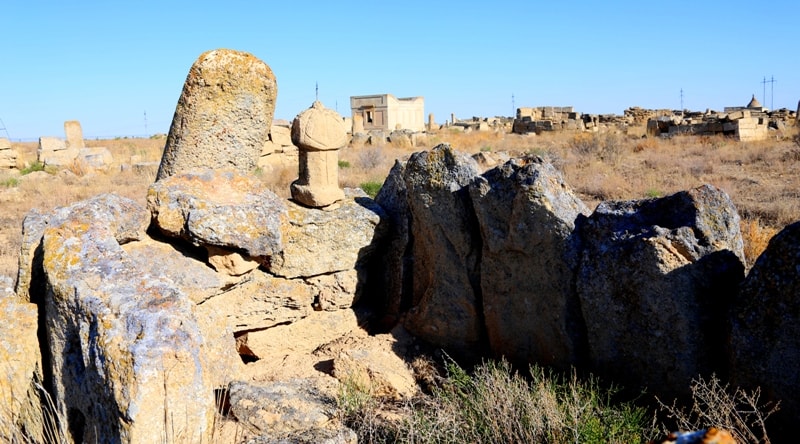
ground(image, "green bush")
xmin=1 ymin=177 xmax=19 ymax=188
xmin=338 ymin=357 xmax=649 ymax=443
xmin=360 ymin=181 xmax=383 ymax=198
xmin=20 ymin=161 xmax=45 ymax=175
xmin=338 ymin=160 xmax=351 ymax=169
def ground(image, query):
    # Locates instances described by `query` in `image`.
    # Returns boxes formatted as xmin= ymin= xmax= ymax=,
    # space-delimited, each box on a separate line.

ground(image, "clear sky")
xmin=2 ymin=0 xmax=798 ymax=140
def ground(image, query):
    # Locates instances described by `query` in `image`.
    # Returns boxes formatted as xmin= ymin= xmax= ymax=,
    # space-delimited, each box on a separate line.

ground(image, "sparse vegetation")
xmin=337 ymin=355 xmax=777 ymax=443
xmin=359 ymin=180 xmax=383 ymax=198
xmin=0 ymin=130 xmax=795 ymax=441
xmin=19 ymin=161 xmax=45 ymax=176
xmin=655 ymin=374 xmax=778 ymax=444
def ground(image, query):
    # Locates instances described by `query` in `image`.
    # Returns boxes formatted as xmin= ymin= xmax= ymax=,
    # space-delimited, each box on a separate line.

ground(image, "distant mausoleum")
xmin=350 ymin=94 xmax=425 ymax=133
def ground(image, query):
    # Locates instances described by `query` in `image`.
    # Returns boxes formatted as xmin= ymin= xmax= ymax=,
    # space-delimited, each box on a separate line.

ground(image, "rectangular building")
xmin=350 ymin=94 xmax=425 ymax=132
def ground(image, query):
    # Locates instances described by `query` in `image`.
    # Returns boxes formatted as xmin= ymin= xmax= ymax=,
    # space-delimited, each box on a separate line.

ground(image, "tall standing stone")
xmin=64 ymin=120 xmax=85 ymax=150
xmin=156 ymin=49 xmax=277 ymax=181
xmin=290 ymin=101 xmax=346 ymax=207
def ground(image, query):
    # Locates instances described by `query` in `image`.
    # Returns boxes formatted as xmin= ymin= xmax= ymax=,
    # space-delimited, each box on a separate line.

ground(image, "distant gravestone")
xmin=0 ymin=138 xmax=16 ymax=169
xmin=64 ymin=120 xmax=85 ymax=150
xmin=38 ymin=136 xmax=78 ymax=166
xmin=156 ymin=49 xmax=277 ymax=181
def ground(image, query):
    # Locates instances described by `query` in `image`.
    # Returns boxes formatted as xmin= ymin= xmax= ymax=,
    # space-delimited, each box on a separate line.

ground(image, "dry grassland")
xmin=1 ymin=127 xmax=798 ymax=280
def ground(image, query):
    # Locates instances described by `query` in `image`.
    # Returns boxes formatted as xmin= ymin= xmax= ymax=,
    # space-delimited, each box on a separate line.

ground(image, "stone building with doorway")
xmin=350 ymin=94 xmax=425 ymax=133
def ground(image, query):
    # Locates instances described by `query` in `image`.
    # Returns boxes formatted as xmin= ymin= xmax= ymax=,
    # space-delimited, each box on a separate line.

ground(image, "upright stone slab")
xmin=731 ymin=221 xmax=800 ymax=435
xmin=0 ymin=137 xmax=17 ymax=169
xmin=290 ymin=101 xmax=346 ymax=207
xmin=401 ymin=144 xmax=485 ymax=358
xmin=576 ymin=185 xmax=745 ymax=400
xmin=64 ymin=120 xmax=85 ymax=150
xmin=156 ymin=49 xmax=277 ymax=181
xmin=469 ymin=157 xmax=590 ymax=369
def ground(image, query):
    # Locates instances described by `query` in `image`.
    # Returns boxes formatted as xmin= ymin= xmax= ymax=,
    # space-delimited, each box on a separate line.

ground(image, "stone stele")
xmin=290 ymin=101 xmax=347 ymax=207
xmin=156 ymin=48 xmax=277 ymax=181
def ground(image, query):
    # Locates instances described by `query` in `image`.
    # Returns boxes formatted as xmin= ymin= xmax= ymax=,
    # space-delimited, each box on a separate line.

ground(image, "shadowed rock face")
xmin=400 ymin=144 xmax=486 ymax=358
xmin=731 ymin=221 xmax=800 ymax=435
xmin=575 ymin=184 xmax=745 ymax=400
xmin=376 ymin=149 xmax=750 ymax=402
xmin=469 ymin=156 xmax=590 ymax=370
xmin=156 ymin=49 xmax=277 ymax=181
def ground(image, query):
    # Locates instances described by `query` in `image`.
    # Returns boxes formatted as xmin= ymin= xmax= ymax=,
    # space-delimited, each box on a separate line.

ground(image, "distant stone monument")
xmin=156 ymin=49 xmax=277 ymax=181
xmin=290 ymin=101 xmax=346 ymax=208
xmin=428 ymin=113 xmax=435 ymax=131
xmin=0 ymin=138 xmax=17 ymax=169
xmin=64 ymin=120 xmax=85 ymax=150
xmin=37 ymin=136 xmax=77 ymax=167
xmin=352 ymin=114 xmax=364 ymax=134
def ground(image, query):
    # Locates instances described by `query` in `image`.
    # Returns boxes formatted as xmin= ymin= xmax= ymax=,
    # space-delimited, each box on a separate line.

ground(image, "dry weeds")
xmin=1 ymin=128 xmax=798 ymax=280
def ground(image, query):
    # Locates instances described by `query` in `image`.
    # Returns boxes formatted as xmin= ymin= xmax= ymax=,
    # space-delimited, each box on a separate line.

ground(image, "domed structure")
xmin=747 ymin=94 xmax=762 ymax=109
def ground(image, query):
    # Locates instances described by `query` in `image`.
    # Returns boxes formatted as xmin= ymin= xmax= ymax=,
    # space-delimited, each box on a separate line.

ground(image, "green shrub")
xmin=1 ymin=177 xmax=19 ymax=188
xmin=360 ymin=181 xmax=383 ymax=198
xmin=338 ymin=160 xmax=351 ymax=169
xmin=645 ymin=188 xmax=662 ymax=198
xmin=20 ymin=161 xmax=45 ymax=176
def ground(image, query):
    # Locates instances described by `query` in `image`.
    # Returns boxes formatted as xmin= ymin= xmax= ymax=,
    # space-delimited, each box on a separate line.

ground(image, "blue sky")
xmin=2 ymin=1 xmax=798 ymax=140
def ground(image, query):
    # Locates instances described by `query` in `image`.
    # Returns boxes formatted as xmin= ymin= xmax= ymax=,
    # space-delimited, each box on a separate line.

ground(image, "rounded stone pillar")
xmin=290 ymin=101 xmax=346 ymax=207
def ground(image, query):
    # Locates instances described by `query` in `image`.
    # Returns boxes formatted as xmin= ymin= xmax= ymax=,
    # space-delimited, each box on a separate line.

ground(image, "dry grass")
xmin=656 ymin=374 xmax=778 ymax=444
xmin=2 ymin=128 xmax=798 ymax=279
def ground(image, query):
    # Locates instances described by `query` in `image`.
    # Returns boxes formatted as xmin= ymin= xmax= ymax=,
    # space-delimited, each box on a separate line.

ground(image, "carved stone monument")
xmin=156 ymin=49 xmax=277 ymax=181
xmin=290 ymin=101 xmax=346 ymax=208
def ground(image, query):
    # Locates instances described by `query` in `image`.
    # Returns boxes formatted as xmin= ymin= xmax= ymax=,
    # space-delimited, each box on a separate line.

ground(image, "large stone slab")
xmin=469 ymin=156 xmax=590 ymax=369
xmin=156 ymin=49 xmax=277 ymax=180
xmin=147 ymin=169 xmax=288 ymax=267
xmin=0 ymin=293 xmax=45 ymax=442
xmin=575 ymin=185 xmax=745 ymax=399
xmin=269 ymin=188 xmax=385 ymax=279
xmin=401 ymin=144 xmax=485 ymax=358
xmin=40 ymin=194 xmax=221 ymax=443
xmin=731 ymin=221 xmax=800 ymax=435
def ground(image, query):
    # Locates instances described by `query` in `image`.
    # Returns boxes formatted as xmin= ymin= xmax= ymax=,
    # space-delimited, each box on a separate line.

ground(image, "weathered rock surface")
xmin=401 ymin=144 xmax=485 ymax=358
xmin=39 ymin=194 xmax=223 ymax=443
xmin=228 ymin=379 xmax=339 ymax=438
xmin=0 ymin=290 xmax=45 ymax=442
xmin=290 ymin=101 xmax=347 ymax=208
xmin=199 ymin=269 xmax=314 ymax=333
xmin=0 ymin=137 xmax=17 ymax=169
xmin=37 ymin=136 xmax=78 ymax=167
xmin=373 ymin=160 xmax=411 ymax=319
xmin=469 ymin=156 xmax=590 ymax=369
xmin=147 ymin=169 xmax=287 ymax=267
xmin=156 ymin=49 xmax=277 ymax=180
xmin=731 ymin=221 xmax=800 ymax=433
xmin=575 ymin=184 xmax=745 ymax=399
xmin=270 ymin=188 xmax=385 ymax=279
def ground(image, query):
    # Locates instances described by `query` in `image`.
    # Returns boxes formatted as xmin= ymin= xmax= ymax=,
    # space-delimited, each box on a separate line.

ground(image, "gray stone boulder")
xmin=156 ymin=49 xmax=277 ymax=180
xmin=469 ymin=156 xmax=590 ymax=369
xmin=269 ymin=188 xmax=385 ymax=280
xmin=147 ymin=169 xmax=287 ymax=270
xmin=372 ymin=160 xmax=410 ymax=319
xmin=228 ymin=379 xmax=341 ymax=438
xmin=575 ymin=184 xmax=745 ymax=399
xmin=401 ymin=144 xmax=485 ymax=358
xmin=38 ymin=194 xmax=224 ymax=443
xmin=730 ymin=221 xmax=800 ymax=433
